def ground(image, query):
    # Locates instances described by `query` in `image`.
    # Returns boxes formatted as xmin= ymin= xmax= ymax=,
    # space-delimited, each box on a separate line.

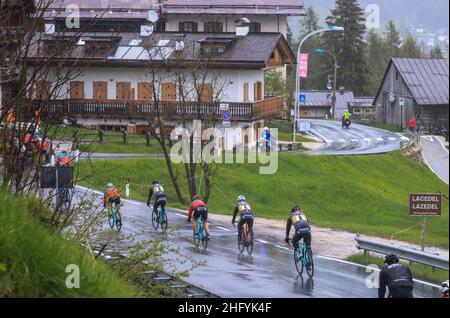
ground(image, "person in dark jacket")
xmin=378 ymin=254 xmax=414 ymax=298
xmin=147 ymin=180 xmax=167 ymax=221
xmin=285 ymin=206 xmax=312 ymax=252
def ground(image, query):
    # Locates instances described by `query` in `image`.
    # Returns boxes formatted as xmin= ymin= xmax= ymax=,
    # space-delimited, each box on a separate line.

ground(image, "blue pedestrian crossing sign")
xmin=223 ymin=112 xmax=231 ymax=121
xmin=299 ymin=94 xmax=307 ymax=103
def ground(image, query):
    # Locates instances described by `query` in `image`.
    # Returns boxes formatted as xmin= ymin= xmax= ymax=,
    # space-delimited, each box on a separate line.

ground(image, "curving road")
xmin=420 ymin=135 xmax=449 ymax=184
xmin=305 ymin=120 xmax=409 ymax=156
xmin=75 ymin=186 xmax=440 ymax=298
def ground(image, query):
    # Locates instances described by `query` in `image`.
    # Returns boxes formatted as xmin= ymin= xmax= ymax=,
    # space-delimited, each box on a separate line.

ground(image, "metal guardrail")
xmin=96 ymin=250 xmax=218 ymax=298
xmin=355 ymin=235 xmax=449 ymax=271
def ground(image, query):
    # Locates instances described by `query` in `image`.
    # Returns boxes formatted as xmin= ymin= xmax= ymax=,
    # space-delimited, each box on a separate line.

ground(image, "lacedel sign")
xmin=408 ymin=193 xmax=442 ymax=216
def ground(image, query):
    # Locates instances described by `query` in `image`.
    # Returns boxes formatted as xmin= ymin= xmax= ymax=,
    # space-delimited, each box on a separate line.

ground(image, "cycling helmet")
xmin=106 ymin=183 xmax=114 ymax=189
xmin=152 ymin=179 xmax=159 ymax=185
xmin=192 ymin=195 xmax=200 ymax=202
xmin=384 ymin=254 xmax=399 ymax=265
xmin=237 ymin=195 xmax=246 ymax=203
xmin=264 ymin=127 xmax=268 ymax=130
xmin=291 ymin=206 xmax=301 ymax=213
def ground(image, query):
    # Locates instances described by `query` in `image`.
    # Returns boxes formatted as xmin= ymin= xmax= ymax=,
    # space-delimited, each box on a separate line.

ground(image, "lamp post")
xmin=316 ymin=48 xmax=339 ymax=120
xmin=293 ymin=26 xmax=344 ymax=142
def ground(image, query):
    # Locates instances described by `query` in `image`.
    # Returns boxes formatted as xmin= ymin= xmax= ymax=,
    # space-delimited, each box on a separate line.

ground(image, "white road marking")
xmin=174 ymin=213 xmax=185 ymax=218
xmin=364 ymin=138 xmax=371 ymax=142
xmin=422 ymin=136 xmax=434 ymax=142
xmin=121 ymin=199 xmax=142 ymax=206
xmin=376 ymin=137 xmax=384 ymax=141
xmin=351 ymin=139 xmax=359 ymax=142
xmin=217 ymin=226 xmax=232 ymax=232
xmin=339 ymin=139 xmax=346 ymax=143
xmin=317 ymin=255 xmax=440 ymax=288
xmin=388 ymin=137 xmax=397 ymax=141
xmin=257 ymin=239 xmax=270 ymax=244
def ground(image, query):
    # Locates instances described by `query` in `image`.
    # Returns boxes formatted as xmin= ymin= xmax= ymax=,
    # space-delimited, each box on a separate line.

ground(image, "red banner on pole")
xmin=299 ymin=53 xmax=309 ymax=78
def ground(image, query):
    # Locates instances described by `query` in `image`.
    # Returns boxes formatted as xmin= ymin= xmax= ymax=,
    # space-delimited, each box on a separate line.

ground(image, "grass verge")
xmin=360 ymin=121 xmax=403 ymax=133
xmin=347 ymin=253 xmax=448 ymax=284
xmin=77 ymin=151 xmax=449 ymax=248
xmin=0 ymin=190 xmax=139 ymax=297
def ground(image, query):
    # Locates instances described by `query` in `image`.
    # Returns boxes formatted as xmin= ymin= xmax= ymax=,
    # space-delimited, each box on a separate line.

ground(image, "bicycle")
xmin=234 ymin=221 xmax=254 ymax=255
xmin=193 ymin=218 xmax=208 ymax=249
xmin=150 ymin=204 xmax=168 ymax=231
xmin=290 ymin=239 xmax=314 ymax=277
xmin=108 ymin=202 xmax=122 ymax=231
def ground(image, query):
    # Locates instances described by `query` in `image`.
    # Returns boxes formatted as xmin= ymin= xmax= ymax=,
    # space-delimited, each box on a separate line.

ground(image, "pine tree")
xmin=429 ymin=45 xmax=443 ymax=59
xmin=323 ymin=0 xmax=369 ymax=95
xmin=385 ymin=20 xmax=401 ymax=57
xmin=367 ymin=29 xmax=388 ymax=94
xmin=400 ymin=35 xmax=423 ymax=58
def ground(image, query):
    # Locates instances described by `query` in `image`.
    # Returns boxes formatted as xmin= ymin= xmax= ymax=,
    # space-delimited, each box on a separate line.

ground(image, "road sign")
xmin=299 ymin=122 xmax=311 ymax=133
xmin=399 ymin=97 xmax=405 ymax=107
xmin=299 ymin=94 xmax=307 ymax=104
xmin=219 ymin=103 xmax=229 ymax=111
xmin=222 ymin=121 xmax=231 ymax=128
xmin=223 ymin=112 xmax=231 ymax=121
xmin=290 ymin=109 xmax=295 ymax=116
xmin=409 ymin=193 xmax=442 ymax=216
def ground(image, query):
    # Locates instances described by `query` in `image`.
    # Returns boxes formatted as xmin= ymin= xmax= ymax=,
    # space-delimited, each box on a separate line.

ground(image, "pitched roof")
xmin=374 ymin=58 xmax=449 ymax=106
xmin=163 ymin=0 xmax=305 ymax=15
xmin=45 ymin=0 xmax=305 ymax=16
xmin=29 ymin=32 xmax=295 ymax=69
xmin=392 ymin=58 xmax=449 ymax=106
xmin=301 ymin=90 xmax=355 ymax=117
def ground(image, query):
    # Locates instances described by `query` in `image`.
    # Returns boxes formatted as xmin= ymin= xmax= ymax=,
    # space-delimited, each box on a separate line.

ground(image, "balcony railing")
xmin=32 ymin=97 xmax=284 ymax=121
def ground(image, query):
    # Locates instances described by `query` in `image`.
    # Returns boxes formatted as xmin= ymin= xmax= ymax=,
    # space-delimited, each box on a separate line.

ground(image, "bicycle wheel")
xmin=161 ymin=211 xmax=168 ymax=231
xmin=115 ymin=215 xmax=122 ymax=232
xmin=151 ymin=209 xmax=159 ymax=230
xmin=246 ymin=230 xmax=254 ymax=255
xmin=294 ymin=248 xmax=304 ymax=275
xmin=305 ymin=250 xmax=314 ymax=278
xmin=201 ymin=228 xmax=208 ymax=249
xmin=108 ymin=209 xmax=114 ymax=228
xmin=238 ymin=233 xmax=245 ymax=254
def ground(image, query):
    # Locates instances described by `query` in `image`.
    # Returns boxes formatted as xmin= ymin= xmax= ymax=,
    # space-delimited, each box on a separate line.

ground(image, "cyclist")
xmin=441 ymin=280 xmax=449 ymax=298
xmin=103 ymin=183 xmax=122 ymax=225
xmin=232 ymin=195 xmax=254 ymax=243
xmin=342 ymin=110 xmax=352 ymax=127
xmin=285 ymin=206 xmax=312 ymax=254
xmin=378 ymin=254 xmax=414 ymax=298
xmin=187 ymin=195 xmax=211 ymax=240
xmin=147 ymin=179 xmax=167 ymax=222
xmin=262 ymin=127 xmax=271 ymax=152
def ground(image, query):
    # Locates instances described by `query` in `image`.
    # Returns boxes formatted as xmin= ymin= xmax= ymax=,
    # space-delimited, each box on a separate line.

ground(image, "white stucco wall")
xmin=32 ymin=67 xmax=264 ymax=103
xmin=165 ymin=14 xmax=288 ymax=37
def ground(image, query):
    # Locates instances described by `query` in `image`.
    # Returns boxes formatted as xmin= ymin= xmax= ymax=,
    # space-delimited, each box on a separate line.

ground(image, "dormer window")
xmin=198 ymin=37 xmax=235 ymax=55
xmin=84 ymin=37 xmax=121 ymax=55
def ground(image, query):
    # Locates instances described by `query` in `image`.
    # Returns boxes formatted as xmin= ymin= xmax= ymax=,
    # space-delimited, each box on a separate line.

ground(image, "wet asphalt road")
xmin=75 ymin=186 xmax=440 ymax=298
xmin=420 ymin=135 xmax=449 ymax=184
xmin=305 ymin=120 xmax=409 ymax=155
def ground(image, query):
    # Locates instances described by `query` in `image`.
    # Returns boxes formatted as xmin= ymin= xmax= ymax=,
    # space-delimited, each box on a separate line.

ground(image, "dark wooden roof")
xmin=29 ymin=31 xmax=295 ymax=69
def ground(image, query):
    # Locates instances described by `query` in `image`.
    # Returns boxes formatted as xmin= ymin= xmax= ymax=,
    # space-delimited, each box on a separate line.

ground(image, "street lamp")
xmin=293 ymin=26 xmax=344 ymax=142
xmin=316 ymin=48 xmax=339 ymax=120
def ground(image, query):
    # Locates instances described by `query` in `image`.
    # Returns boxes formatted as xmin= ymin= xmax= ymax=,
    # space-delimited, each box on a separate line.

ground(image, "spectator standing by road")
xmin=409 ymin=115 xmax=417 ymax=134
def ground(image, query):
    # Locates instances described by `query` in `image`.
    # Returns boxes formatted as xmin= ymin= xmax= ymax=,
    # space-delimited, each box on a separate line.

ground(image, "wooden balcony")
xmin=32 ymin=96 xmax=284 ymax=122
